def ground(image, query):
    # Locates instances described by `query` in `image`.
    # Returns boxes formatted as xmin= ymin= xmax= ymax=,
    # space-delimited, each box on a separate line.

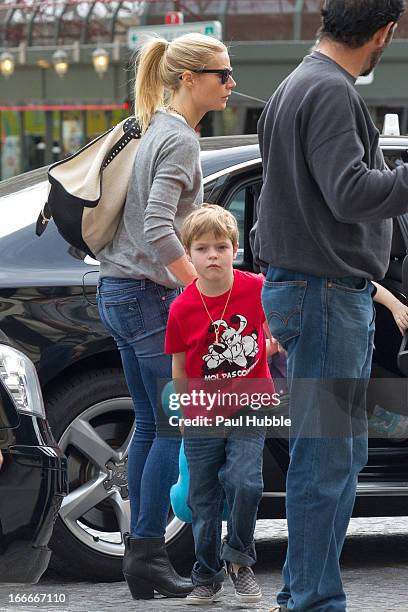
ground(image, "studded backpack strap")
xmin=102 ymin=118 xmax=142 ymax=169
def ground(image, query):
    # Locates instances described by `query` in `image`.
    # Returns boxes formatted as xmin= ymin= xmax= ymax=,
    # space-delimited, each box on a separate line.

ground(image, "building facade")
xmin=1 ymin=0 xmax=408 ymax=178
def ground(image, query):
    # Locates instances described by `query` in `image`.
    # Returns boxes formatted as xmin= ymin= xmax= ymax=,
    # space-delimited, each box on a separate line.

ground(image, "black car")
xmin=0 ymin=330 xmax=68 ymax=583
xmin=0 ymin=136 xmax=407 ymax=582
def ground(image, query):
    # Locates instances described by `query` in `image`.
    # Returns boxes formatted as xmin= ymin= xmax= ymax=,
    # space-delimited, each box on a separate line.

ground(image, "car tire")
xmin=166 ymin=521 xmax=194 ymax=571
xmin=45 ymin=368 xmax=193 ymax=582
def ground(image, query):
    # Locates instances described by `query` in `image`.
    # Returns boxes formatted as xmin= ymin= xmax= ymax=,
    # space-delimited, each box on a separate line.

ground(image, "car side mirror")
xmin=397 ymin=254 xmax=408 ymax=375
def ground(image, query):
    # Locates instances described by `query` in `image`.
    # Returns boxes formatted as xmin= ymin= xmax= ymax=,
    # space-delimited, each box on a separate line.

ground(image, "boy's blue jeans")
xmin=262 ymin=266 xmax=375 ymax=612
xmin=184 ymin=424 xmax=265 ymax=586
xmin=97 ymin=277 xmax=180 ymax=538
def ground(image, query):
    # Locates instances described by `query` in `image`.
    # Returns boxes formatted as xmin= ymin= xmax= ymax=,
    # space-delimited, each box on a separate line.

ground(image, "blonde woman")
xmin=96 ymin=33 xmax=235 ymax=600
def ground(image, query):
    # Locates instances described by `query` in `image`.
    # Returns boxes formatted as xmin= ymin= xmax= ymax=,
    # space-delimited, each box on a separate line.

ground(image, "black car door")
xmin=209 ymin=162 xmax=408 ymax=518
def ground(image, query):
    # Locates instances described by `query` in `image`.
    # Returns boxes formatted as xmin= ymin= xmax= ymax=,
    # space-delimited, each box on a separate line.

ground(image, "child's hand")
xmin=391 ymin=301 xmax=408 ymax=335
xmin=267 ymin=338 xmax=279 ymax=357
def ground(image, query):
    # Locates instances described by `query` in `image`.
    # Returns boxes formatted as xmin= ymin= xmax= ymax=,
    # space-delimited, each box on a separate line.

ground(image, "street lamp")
xmin=92 ymin=47 xmax=109 ymax=78
xmin=0 ymin=51 xmax=15 ymax=78
xmin=53 ymin=49 xmax=69 ymax=77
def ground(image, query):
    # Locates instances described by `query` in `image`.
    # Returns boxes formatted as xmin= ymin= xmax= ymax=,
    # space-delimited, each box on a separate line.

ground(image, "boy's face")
xmin=188 ymin=231 xmax=237 ymax=283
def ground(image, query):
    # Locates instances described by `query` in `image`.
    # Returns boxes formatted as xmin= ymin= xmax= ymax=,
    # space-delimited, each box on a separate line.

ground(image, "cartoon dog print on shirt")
xmin=202 ymin=314 xmax=259 ymax=375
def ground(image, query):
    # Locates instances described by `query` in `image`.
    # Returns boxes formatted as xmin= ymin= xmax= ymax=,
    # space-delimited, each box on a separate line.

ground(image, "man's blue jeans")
xmin=262 ymin=267 xmax=375 ymax=612
xmin=97 ymin=277 xmax=180 ymax=538
xmin=184 ymin=424 xmax=265 ymax=586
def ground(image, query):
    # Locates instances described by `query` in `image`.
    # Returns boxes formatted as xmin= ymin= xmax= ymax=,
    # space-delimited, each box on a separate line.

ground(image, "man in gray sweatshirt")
xmin=252 ymin=1 xmax=406 ymax=610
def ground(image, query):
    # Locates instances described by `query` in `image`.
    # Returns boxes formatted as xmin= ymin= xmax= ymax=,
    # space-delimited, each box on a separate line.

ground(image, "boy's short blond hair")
xmin=181 ymin=204 xmax=239 ymax=252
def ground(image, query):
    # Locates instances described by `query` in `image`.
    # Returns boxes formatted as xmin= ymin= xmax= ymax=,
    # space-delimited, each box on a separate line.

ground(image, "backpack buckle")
xmin=35 ymin=202 xmax=52 ymax=236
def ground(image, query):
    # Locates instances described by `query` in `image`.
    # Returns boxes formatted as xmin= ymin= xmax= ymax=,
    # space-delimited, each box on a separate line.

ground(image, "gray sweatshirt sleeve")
xmin=144 ymin=130 xmax=200 ymax=265
xmin=309 ymin=130 xmax=408 ymax=223
xmin=307 ymin=84 xmax=408 ymax=223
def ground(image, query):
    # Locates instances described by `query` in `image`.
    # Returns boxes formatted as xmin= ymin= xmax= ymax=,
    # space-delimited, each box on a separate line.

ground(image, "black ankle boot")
xmin=122 ymin=532 xmax=193 ymax=600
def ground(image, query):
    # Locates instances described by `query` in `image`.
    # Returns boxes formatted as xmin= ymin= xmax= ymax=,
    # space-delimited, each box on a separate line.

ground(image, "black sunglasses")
xmin=179 ymin=68 xmax=233 ymax=84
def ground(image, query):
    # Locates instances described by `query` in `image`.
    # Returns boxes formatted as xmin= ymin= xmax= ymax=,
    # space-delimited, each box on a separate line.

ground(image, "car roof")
xmin=380 ymin=135 xmax=408 ymax=146
xmin=201 ymin=144 xmax=260 ymax=177
xmin=1 ymin=134 xmax=408 ymax=200
xmin=0 ymin=139 xmax=261 ymax=200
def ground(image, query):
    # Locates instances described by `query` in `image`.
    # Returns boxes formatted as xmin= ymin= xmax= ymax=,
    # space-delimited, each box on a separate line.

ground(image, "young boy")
xmin=165 ymin=204 xmax=274 ymax=605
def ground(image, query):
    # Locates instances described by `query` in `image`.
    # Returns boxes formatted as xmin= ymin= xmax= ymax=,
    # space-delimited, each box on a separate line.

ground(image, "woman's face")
xmin=192 ymin=50 xmax=236 ymax=112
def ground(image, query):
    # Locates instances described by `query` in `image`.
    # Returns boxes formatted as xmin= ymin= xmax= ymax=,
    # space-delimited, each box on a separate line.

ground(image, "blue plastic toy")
xmin=170 ymin=441 xmax=229 ymax=523
xmin=170 ymin=440 xmax=194 ymax=522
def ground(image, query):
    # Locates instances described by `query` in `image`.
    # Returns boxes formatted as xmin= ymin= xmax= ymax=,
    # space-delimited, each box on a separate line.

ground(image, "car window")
xmin=225 ymin=180 xmax=262 ymax=265
xmin=383 ymin=149 xmax=408 ymax=169
xmin=227 ymin=188 xmax=245 ymax=260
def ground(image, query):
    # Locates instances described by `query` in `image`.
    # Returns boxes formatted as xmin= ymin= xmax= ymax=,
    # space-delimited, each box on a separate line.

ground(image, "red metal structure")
xmin=2 ymin=1 xmax=408 ymax=49
xmin=0 ymin=1 xmax=145 ymax=46
xmin=0 ymin=1 xmax=312 ymax=47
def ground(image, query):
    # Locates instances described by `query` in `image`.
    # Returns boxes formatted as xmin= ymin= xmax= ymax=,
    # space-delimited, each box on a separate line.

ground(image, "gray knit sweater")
xmin=98 ymin=111 xmax=203 ymax=288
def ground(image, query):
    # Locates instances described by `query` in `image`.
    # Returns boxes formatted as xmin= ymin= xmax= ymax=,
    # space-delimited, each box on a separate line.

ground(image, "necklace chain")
xmin=197 ymin=279 xmax=234 ymax=344
xmin=167 ymin=105 xmax=189 ymax=124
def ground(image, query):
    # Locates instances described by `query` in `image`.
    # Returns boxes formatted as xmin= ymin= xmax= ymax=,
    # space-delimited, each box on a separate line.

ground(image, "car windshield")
xmin=0 ymin=146 xmax=261 ymax=237
xmin=0 ymin=181 xmax=48 ymax=238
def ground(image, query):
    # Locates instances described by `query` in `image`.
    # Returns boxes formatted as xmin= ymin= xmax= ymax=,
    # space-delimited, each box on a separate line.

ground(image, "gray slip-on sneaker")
xmin=185 ymin=582 xmax=224 ymax=605
xmin=229 ymin=566 xmax=262 ymax=603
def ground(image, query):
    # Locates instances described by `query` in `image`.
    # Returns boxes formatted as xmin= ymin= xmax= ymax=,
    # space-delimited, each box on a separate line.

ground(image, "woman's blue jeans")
xmin=97 ymin=277 xmax=180 ymax=538
xmin=262 ymin=267 xmax=375 ymax=612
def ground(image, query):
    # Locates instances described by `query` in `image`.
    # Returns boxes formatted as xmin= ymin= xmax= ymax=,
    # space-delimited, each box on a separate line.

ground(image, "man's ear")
xmin=375 ymin=21 xmax=395 ymax=46
xmin=185 ymin=247 xmax=192 ymax=262
xmin=233 ymin=244 xmax=239 ymax=258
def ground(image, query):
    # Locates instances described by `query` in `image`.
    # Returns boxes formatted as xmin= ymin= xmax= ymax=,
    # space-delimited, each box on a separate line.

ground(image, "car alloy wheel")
xmin=58 ymin=397 xmax=134 ymax=557
xmin=46 ymin=368 xmax=192 ymax=580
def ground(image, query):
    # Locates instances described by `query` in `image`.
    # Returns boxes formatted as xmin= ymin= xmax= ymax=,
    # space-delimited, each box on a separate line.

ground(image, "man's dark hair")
xmin=318 ymin=0 xmax=405 ymax=48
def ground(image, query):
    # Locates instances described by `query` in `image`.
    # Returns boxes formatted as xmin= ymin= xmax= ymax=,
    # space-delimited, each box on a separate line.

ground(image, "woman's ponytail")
xmin=134 ymin=38 xmax=168 ymax=133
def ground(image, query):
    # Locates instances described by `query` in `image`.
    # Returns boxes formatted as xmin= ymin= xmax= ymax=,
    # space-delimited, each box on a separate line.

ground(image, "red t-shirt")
xmin=165 ymin=270 xmax=274 ymax=418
